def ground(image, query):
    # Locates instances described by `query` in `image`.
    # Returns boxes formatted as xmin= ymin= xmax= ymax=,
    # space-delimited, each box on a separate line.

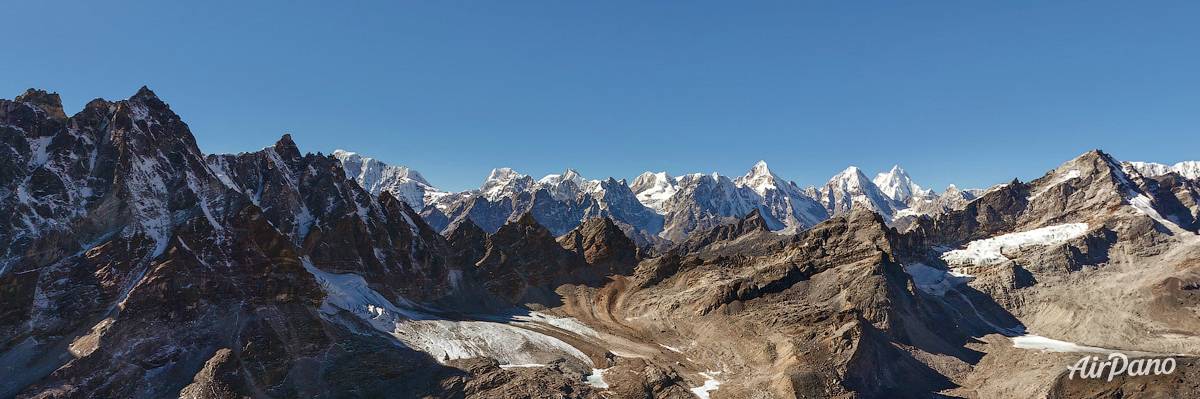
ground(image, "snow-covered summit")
xmin=538 ymin=169 xmax=602 ymax=200
xmin=630 ymin=172 xmax=679 ymax=215
xmin=734 ymin=160 xmax=784 ymax=197
xmin=818 ymin=166 xmax=903 ymax=222
xmin=332 ymin=149 xmax=448 ymax=211
xmin=731 ymin=161 xmax=828 ymax=234
xmin=873 ymin=165 xmax=934 ymax=202
xmin=480 ymin=168 xmax=535 ymax=202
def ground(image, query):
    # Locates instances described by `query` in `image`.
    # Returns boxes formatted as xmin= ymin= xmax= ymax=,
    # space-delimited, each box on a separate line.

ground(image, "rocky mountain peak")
xmin=14 ymin=88 xmax=67 ymax=120
xmin=485 ymin=167 xmax=521 ymax=184
xmin=473 ymin=211 xmax=585 ymax=305
xmin=504 ymin=212 xmax=549 ymax=236
xmin=835 ymin=165 xmax=867 ymax=181
xmin=538 ymin=168 xmax=595 ymax=200
xmin=446 ymin=218 xmax=489 ymax=271
xmin=561 ymin=168 xmax=583 ymax=182
xmin=557 ymin=217 xmax=639 ymax=276
xmin=449 ymin=217 xmax=486 ymax=240
xmin=631 ymin=171 xmax=676 ymax=190
xmin=125 ymin=86 xmax=173 ymax=117
xmin=274 ymin=133 xmax=299 ymax=154
xmin=267 ymin=134 xmax=305 ymax=171
xmin=333 ymin=149 xmax=430 ymax=186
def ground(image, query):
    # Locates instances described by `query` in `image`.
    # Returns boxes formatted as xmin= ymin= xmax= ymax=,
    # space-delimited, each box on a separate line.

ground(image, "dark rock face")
xmin=470 ymin=213 xmax=584 ymax=305
xmin=1144 ymin=172 xmax=1200 ymax=231
xmin=557 ymin=217 xmax=641 ymax=285
xmin=459 ymin=213 xmax=639 ymax=308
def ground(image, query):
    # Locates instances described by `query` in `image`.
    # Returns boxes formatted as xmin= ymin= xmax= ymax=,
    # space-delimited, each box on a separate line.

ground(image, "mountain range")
xmin=4 ymin=88 xmax=1200 ymax=398
xmin=333 ymin=151 xmax=985 ymax=249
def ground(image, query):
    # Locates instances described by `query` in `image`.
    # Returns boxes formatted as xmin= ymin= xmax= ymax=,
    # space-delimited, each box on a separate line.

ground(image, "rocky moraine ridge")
xmin=3 ymin=88 xmax=1200 ymax=398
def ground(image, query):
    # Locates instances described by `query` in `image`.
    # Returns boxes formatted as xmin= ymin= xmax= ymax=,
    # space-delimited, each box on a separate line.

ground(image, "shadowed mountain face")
xmin=5 ymin=89 xmax=1200 ymax=398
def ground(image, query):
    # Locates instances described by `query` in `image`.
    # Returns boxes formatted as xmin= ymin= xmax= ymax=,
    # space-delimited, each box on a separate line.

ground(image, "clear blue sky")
xmin=3 ymin=1 xmax=1198 ymax=192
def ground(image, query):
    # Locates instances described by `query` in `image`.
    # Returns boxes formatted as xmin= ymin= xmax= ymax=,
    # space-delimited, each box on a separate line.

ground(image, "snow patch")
xmin=1031 ymin=169 xmax=1081 ymax=199
xmin=499 ymin=363 xmax=546 ymax=369
xmin=29 ymin=136 xmax=53 ymax=166
xmin=586 ymin=368 xmax=609 ymax=389
xmin=690 ymin=371 xmax=722 ymax=399
xmin=1012 ymin=335 xmax=1114 ymax=354
xmin=902 ymin=263 xmax=975 ymax=296
xmin=1128 ymin=192 xmax=1181 ymax=230
xmin=632 ymin=172 xmax=679 ymax=215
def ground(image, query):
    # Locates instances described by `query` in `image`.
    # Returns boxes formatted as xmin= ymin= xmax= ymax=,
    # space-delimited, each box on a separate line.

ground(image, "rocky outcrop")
xmin=557 ymin=217 xmax=640 ymax=284
xmin=671 ymin=208 xmax=784 ymax=258
xmin=462 ymin=213 xmax=641 ymax=308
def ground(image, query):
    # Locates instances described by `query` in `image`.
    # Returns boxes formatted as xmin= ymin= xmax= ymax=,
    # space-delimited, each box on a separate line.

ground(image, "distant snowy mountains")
xmin=1127 ymin=161 xmax=1200 ymax=181
xmin=332 ymin=150 xmax=989 ymax=247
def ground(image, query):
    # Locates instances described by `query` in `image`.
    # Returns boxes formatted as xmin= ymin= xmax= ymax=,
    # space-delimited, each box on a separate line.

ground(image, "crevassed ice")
xmin=941 ymin=223 xmax=1089 ymax=266
xmin=302 ymin=258 xmax=592 ymax=367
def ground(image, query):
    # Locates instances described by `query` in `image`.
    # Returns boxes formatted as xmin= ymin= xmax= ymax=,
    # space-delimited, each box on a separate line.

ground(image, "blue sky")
xmin=3 ymin=1 xmax=1198 ymax=192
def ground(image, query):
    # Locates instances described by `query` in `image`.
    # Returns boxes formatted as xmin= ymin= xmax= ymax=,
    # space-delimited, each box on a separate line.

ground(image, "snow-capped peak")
xmin=332 ymin=149 xmax=446 ymax=211
xmin=818 ymin=166 xmax=902 ymax=222
xmin=832 ymin=166 xmax=870 ymax=188
xmin=749 ymin=160 xmax=771 ymax=178
xmin=538 ymin=169 xmax=601 ymax=200
xmin=334 ymin=150 xmax=432 ymax=186
xmin=480 ymin=168 xmax=533 ymax=202
xmin=872 ymin=165 xmax=932 ymax=201
xmin=735 ymin=160 xmax=783 ymax=196
xmin=485 ymin=168 xmax=521 ymax=184
xmin=630 ymin=171 xmax=679 ymax=215
xmin=539 ymin=168 xmax=587 ymax=187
